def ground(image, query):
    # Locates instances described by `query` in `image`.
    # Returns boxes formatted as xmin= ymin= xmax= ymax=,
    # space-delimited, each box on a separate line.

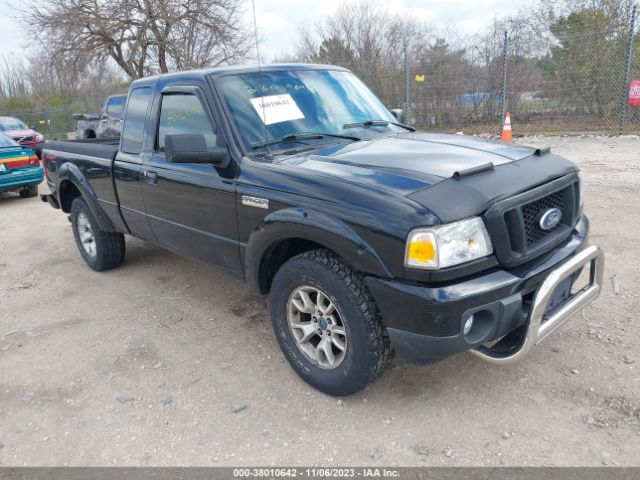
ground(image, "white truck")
xmin=73 ymin=94 xmax=126 ymax=139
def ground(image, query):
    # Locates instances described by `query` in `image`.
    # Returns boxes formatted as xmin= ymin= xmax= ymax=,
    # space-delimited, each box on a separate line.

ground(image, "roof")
xmin=132 ymin=63 xmax=350 ymax=85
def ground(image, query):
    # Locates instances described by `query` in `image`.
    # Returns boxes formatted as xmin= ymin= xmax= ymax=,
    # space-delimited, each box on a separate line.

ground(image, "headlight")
xmin=405 ymin=217 xmax=493 ymax=269
xmin=35 ymin=134 xmax=45 ymax=143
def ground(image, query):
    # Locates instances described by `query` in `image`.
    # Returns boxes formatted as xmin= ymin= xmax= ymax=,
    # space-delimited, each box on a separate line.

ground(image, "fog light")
xmin=463 ymin=315 xmax=474 ymax=336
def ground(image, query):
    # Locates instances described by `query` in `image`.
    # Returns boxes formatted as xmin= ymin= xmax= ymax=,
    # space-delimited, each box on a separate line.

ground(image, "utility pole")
xmin=404 ymin=42 xmax=410 ymax=124
xmin=501 ymin=30 xmax=509 ymax=130
xmin=619 ymin=4 xmax=637 ymax=135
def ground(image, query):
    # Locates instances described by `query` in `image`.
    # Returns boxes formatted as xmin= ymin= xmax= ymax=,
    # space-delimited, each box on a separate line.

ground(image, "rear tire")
xmin=270 ymin=249 xmax=392 ymax=396
xmin=70 ymin=197 xmax=125 ymax=271
xmin=19 ymin=185 xmax=38 ymax=198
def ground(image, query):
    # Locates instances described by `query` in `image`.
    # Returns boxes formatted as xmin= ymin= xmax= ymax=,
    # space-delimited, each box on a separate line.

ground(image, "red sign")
xmin=630 ymin=80 xmax=640 ymax=108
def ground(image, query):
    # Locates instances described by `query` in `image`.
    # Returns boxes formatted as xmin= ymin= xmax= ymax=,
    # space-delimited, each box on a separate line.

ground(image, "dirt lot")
xmin=0 ymin=136 xmax=639 ymax=466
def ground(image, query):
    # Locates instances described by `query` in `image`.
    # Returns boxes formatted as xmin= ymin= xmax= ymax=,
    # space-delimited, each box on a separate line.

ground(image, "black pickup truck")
xmin=42 ymin=64 xmax=604 ymax=396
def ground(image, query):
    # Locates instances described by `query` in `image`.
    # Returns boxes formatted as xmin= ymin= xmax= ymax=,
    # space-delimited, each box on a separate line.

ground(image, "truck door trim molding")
xmin=44 ymin=149 xmax=112 ymax=166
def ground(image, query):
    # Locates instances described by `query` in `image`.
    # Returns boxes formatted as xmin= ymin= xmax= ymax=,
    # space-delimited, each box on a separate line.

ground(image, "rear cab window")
xmin=105 ymin=96 xmax=125 ymax=118
xmin=121 ymin=88 xmax=152 ymax=154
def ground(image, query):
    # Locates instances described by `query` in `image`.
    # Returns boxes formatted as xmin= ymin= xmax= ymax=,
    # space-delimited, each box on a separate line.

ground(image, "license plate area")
xmin=544 ymin=268 xmax=584 ymax=316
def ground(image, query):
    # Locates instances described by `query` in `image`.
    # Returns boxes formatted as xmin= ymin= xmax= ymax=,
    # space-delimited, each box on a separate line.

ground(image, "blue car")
xmin=0 ymin=132 xmax=44 ymax=198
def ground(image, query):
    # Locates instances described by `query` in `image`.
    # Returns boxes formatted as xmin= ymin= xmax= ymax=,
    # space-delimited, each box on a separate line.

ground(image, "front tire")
xmin=70 ymin=197 xmax=125 ymax=271
xmin=270 ymin=249 xmax=392 ymax=396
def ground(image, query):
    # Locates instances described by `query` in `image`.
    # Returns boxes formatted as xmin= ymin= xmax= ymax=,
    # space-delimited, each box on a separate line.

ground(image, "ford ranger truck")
xmin=41 ymin=64 xmax=604 ymax=396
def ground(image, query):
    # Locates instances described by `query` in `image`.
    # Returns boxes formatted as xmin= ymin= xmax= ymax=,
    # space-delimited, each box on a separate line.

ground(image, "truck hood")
xmin=287 ymin=132 xmax=538 ymax=194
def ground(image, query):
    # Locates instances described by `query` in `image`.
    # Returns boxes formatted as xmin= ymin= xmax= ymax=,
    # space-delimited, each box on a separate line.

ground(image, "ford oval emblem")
xmin=539 ymin=208 xmax=562 ymax=230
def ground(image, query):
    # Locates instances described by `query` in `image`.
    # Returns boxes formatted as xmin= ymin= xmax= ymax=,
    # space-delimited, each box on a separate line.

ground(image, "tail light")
xmin=43 ymin=153 xmax=57 ymax=180
xmin=3 ymin=154 xmax=41 ymax=169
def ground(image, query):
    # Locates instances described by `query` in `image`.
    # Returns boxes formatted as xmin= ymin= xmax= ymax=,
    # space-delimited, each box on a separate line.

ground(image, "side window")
xmin=106 ymin=96 xmax=125 ymax=118
xmin=121 ymin=88 xmax=151 ymax=154
xmin=157 ymin=94 xmax=216 ymax=152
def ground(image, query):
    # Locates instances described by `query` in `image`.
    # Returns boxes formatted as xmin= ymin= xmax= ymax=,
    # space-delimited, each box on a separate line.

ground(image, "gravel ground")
xmin=0 ymin=136 xmax=638 ymax=466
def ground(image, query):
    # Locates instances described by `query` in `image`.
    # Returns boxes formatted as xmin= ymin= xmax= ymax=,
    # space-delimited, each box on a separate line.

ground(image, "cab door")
xmin=113 ymin=86 xmax=155 ymax=241
xmin=139 ymin=82 xmax=241 ymax=273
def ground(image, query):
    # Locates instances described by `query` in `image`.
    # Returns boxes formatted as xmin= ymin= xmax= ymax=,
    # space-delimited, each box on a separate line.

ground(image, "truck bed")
xmin=45 ymin=138 xmax=120 ymax=161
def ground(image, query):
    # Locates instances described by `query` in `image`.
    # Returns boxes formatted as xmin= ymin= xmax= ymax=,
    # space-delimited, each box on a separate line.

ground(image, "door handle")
xmin=143 ymin=170 xmax=158 ymax=184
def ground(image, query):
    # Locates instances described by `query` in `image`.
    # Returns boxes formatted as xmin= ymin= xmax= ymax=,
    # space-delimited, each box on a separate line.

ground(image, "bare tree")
xmin=1 ymin=51 xmax=126 ymax=104
xmin=410 ymin=38 xmax=469 ymax=127
xmin=294 ymin=2 xmax=431 ymax=107
xmin=0 ymin=55 xmax=31 ymax=98
xmin=22 ymin=0 xmax=251 ymax=79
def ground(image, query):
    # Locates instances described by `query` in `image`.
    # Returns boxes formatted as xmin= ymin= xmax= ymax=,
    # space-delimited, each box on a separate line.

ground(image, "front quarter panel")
xmin=238 ymin=158 xmax=439 ymax=286
xmin=245 ymin=207 xmax=392 ymax=291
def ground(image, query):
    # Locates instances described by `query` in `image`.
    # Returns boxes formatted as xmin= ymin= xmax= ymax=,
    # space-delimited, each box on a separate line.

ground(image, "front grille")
xmin=17 ymin=136 xmax=34 ymax=144
xmin=483 ymin=175 xmax=580 ymax=267
xmin=521 ymin=190 xmax=565 ymax=246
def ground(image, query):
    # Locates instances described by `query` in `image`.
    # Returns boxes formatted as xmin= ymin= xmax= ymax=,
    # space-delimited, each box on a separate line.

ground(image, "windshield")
xmin=0 ymin=118 xmax=28 ymax=131
xmin=218 ymin=69 xmax=400 ymax=150
xmin=0 ymin=133 xmax=19 ymax=147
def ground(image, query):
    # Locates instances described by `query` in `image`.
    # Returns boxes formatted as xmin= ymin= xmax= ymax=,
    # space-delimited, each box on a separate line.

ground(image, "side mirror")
xmin=389 ymin=109 xmax=404 ymax=123
xmin=165 ymin=133 xmax=228 ymax=166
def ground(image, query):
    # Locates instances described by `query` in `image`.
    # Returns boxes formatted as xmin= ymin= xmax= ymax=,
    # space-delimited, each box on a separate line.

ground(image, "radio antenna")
xmin=251 ymin=0 xmax=268 ymax=144
xmin=251 ymin=0 xmax=262 ymax=68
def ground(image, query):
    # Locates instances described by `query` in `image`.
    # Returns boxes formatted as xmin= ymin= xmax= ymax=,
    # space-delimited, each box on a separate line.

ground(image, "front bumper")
xmin=366 ymin=217 xmax=604 ymax=364
xmin=471 ymin=244 xmax=603 ymax=364
xmin=0 ymin=166 xmax=44 ymax=193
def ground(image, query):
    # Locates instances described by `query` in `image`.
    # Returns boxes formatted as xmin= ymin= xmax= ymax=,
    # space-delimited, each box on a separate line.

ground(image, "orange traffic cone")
xmin=501 ymin=112 xmax=513 ymax=142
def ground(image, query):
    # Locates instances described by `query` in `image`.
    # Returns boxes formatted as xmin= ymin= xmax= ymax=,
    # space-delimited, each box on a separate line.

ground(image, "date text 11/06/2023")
xmin=232 ymin=468 xmax=401 ymax=478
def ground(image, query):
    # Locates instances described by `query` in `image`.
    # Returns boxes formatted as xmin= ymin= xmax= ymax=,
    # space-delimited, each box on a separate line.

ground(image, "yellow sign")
xmin=415 ymin=74 xmax=425 ymax=82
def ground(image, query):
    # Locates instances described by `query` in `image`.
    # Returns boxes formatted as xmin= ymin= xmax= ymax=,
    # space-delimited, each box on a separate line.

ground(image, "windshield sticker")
xmin=250 ymin=94 xmax=305 ymax=125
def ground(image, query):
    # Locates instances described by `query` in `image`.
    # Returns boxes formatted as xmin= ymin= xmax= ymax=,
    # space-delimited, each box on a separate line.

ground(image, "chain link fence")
xmin=385 ymin=5 xmax=639 ymax=135
xmin=1 ymin=6 xmax=638 ymax=138
xmin=1 ymin=93 xmax=105 ymax=140
xmin=2 ymin=105 xmax=77 ymax=139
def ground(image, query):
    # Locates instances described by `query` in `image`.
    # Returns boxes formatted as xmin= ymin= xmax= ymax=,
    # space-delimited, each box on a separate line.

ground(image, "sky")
xmin=249 ymin=0 xmax=535 ymax=60
xmin=0 ymin=0 xmax=535 ymax=61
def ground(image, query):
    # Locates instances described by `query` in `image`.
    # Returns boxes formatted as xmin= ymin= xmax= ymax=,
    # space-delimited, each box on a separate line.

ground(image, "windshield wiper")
xmin=252 ymin=132 xmax=361 ymax=149
xmin=343 ymin=119 xmax=416 ymax=132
